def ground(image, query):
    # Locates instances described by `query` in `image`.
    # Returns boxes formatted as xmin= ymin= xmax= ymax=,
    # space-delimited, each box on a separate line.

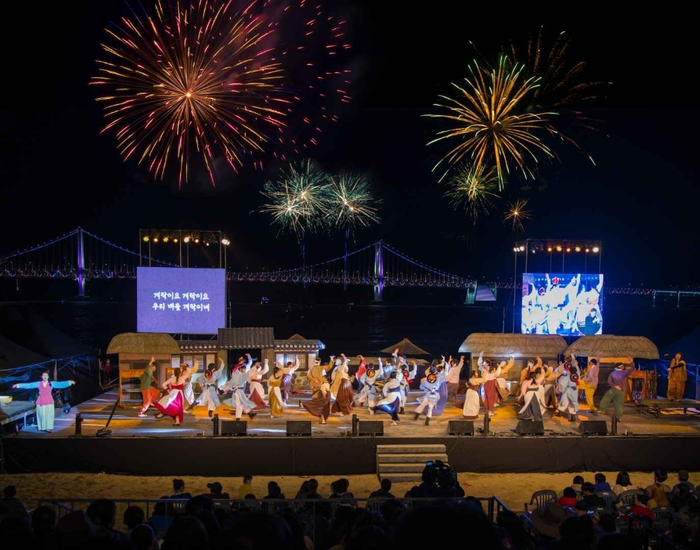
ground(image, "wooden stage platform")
xmin=3 ymin=389 xmax=700 ymax=476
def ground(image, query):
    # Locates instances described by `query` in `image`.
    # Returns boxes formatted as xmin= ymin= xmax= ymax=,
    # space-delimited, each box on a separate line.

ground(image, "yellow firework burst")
xmin=444 ymin=164 xmax=500 ymax=223
xmin=504 ymin=198 xmax=533 ymax=233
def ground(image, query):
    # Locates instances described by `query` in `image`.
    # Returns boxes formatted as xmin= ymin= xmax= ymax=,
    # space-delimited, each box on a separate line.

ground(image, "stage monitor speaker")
xmin=220 ymin=420 xmax=247 ymax=436
xmin=357 ymin=420 xmax=384 ymax=436
xmin=286 ymin=421 xmax=312 ymax=437
xmin=448 ymin=420 xmax=475 ymax=436
xmin=579 ymin=421 xmax=608 ymax=435
xmin=515 ymin=420 xmax=544 ymax=436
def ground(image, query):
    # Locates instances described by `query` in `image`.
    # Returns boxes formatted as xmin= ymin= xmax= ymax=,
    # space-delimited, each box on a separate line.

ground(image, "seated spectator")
xmin=405 ymin=466 xmax=441 ymax=499
xmin=55 ymin=510 xmax=95 ymax=548
xmin=612 ymin=471 xmax=636 ymax=495
xmin=295 ymin=480 xmax=310 ymax=499
xmin=648 ymin=483 xmax=670 ymax=509
xmin=31 ymin=505 xmax=57 ymax=549
xmin=629 ymin=494 xmax=655 ymax=521
xmin=670 ymin=484 xmax=692 ymax=512
xmin=559 ymin=475 xmax=584 ymax=497
xmin=263 ymin=481 xmax=285 ymax=499
xmin=530 ymin=501 xmax=568 ymax=541
xmin=330 ymin=478 xmax=356 ymax=507
xmin=497 ymin=509 xmax=534 ymax=550
xmin=0 ymin=485 xmax=29 ymax=523
xmin=238 ymin=474 xmax=254 ymax=499
xmin=574 ymin=482 xmax=606 ymax=512
xmin=594 ymin=473 xmax=612 ymax=493
xmin=369 ymin=479 xmax=395 ymax=500
xmin=148 ymin=501 xmax=173 ymax=538
xmin=124 ymin=505 xmax=146 ymax=533
xmin=671 ymin=470 xmax=695 ymax=497
xmin=206 ymin=481 xmax=230 ymax=500
xmin=558 ymin=487 xmax=578 ymax=508
xmin=169 ymin=479 xmax=192 ymax=501
xmin=87 ymin=498 xmax=131 ymax=547
xmin=645 ymin=469 xmax=671 ymax=498
xmin=131 ymin=523 xmax=159 ymax=550
xmin=306 ymin=478 xmax=321 ymax=499
xmin=162 ymin=515 xmax=209 ymax=550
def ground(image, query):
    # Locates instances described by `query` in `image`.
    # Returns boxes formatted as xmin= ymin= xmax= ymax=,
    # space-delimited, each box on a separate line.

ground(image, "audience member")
xmin=124 ymin=505 xmax=145 ymax=533
xmin=648 ymin=483 xmax=669 ymax=509
xmin=169 ymin=479 xmax=192 ymax=501
xmin=206 ymin=481 xmax=230 ymax=500
xmin=161 ymin=515 xmax=209 ymax=550
xmin=238 ymin=474 xmax=254 ymax=499
xmin=131 ymin=523 xmax=159 ymax=550
xmin=671 ymin=469 xmax=695 ymax=497
xmin=264 ymin=481 xmax=286 ymax=499
xmin=369 ymin=479 xmax=394 ymax=500
xmin=0 ymin=485 xmax=30 ymax=523
xmin=557 ymin=487 xmax=578 ymax=507
xmin=629 ymin=494 xmax=654 ymax=521
xmin=612 ymin=471 xmax=635 ymax=495
xmin=645 ymin=469 xmax=671 ymax=497
xmin=574 ymin=482 xmax=606 ymax=512
xmin=594 ymin=473 xmax=612 ymax=493
xmin=559 ymin=475 xmax=585 ymax=497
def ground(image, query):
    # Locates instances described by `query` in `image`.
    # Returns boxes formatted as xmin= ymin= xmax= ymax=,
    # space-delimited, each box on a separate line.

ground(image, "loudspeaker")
xmin=448 ymin=420 xmax=475 ymax=436
xmin=357 ymin=420 xmax=384 ymax=436
xmin=220 ymin=420 xmax=247 ymax=436
xmin=579 ymin=421 xmax=608 ymax=435
xmin=286 ymin=421 xmax=312 ymax=437
xmin=515 ymin=420 xmax=544 ymax=435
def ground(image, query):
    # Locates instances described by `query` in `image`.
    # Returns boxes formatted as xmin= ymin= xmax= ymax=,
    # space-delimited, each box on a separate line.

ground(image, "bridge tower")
xmin=373 ymin=241 xmax=384 ymax=302
xmin=77 ymin=227 xmax=85 ymax=297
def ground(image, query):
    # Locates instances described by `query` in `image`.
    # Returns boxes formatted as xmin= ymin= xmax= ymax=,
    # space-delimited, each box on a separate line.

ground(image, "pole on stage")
xmin=351 ymin=414 xmax=359 ymax=436
xmin=611 ymin=415 xmax=618 ymax=436
xmin=483 ymin=413 xmax=490 ymax=436
xmin=212 ymin=414 xmax=220 ymax=437
xmin=96 ymin=398 xmax=119 ymax=437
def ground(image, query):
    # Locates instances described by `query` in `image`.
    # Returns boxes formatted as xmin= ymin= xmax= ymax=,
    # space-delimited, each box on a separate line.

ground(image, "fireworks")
xmin=425 ymin=57 xmax=555 ymax=186
xmin=91 ymin=0 xmax=352 ymax=187
xmin=504 ymin=198 xmax=533 ymax=233
xmin=326 ymin=173 xmax=381 ymax=232
xmin=259 ymin=159 xmax=330 ymax=238
xmin=444 ymin=164 xmax=500 ymax=222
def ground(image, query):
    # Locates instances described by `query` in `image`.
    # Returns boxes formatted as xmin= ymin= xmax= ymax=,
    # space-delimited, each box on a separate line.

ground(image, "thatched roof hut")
xmin=565 ymin=335 xmax=659 ymax=360
xmin=107 ymin=333 xmax=181 ymax=355
xmin=458 ymin=333 xmax=568 ymax=357
xmin=381 ymin=338 xmax=430 ymax=357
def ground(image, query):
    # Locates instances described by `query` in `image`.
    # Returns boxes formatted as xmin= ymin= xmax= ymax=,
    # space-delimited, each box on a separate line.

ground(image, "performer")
xmin=478 ymin=352 xmax=514 ymax=417
xmin=13 ymin=372 xmax=75 ymax=433
xmin=554 ymin=355 xmax=580 ymax=422
xmin=414 ymin=367 xmax=440 ymax=425
xmin=518 ymin=368 xmax=547 ymax=421
xmin=330 ymin=353 xmax=354 ymax=416
xmin=433 ymin=356 xmax=453 ymax=416
xmin=355 ymin=362 xmax=383 ymax=414
xmin=398 ymin=360 xmax=417 ymax=414
xmin=302 ymin=375 xmax=331 ymax=424
xmin=599 ymin=361 xmax=635 ymax=420
xmin=668 ymin=352 xmax=687 ymax=401
xmin=223 ymin=361 xmax=258 ymax=421
xmin=307 ymin=357 xmax=329 ymax=392
xmin=267 ymin=364 xmax=286 ymax=418
xmin=461 ymin=371 xmax=485 ymax=420
xmin=445 ymin=354 xmax=464 ymax=401
xmin=195 ymin=358 xmax=226 ymax=417
xmin=138 ymin=357 xmax=160 ymax=417
xmin=579 ymin=354 xmax=600 ymax=414
xmin=280 ymin=356 xmax=300 ymax=405
xmin=355 ymin=355 xmax=367 ymax=391
xmin=248 ymin=359 xmax=269 ymax=410
xmin=154 ymin=365 xmax=191 ymax=426
xmin=183 ymin=363 xmax=198 ymax=412
xmin=519 ymin=357 xmax=543 ymax=385
xmin=374 ymin=371 xmax=402 ymax=425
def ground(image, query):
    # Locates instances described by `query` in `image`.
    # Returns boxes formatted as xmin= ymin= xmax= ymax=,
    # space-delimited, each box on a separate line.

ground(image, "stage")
xmin=3 ymin=388 xmax=700 ymax=475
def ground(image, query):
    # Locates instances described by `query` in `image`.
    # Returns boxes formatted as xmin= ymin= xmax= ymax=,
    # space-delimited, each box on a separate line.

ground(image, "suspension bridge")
xmin=0 ymin=228 xmax=698 ymax=306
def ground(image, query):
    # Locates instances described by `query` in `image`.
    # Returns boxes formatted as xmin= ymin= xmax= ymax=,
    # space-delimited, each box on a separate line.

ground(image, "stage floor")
xmin=13 ymin=388 xmax=700 ymax=439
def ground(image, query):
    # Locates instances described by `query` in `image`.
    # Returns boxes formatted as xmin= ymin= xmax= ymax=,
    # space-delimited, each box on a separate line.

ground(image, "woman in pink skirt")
xmin=155 ymin=365 xmax=190 ymax=425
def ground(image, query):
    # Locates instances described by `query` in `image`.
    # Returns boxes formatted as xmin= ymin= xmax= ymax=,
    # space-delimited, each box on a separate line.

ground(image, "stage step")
xmin=376 ymin=444 xmax=447 ymax=482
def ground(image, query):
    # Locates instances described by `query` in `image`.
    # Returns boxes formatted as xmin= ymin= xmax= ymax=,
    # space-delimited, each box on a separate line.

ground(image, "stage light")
xmin=184 ymin=237 xmax=190 ymax=243
xmin=566 ymin=247 xmax=571 ymax=253
xmin=143 ymin=236 xmax=149 ymax=242
xmin=585 ymin=248 xmax=590 ymax=253
xmin=575 ymin=246 xmax=581 ymax=252
xmin=222 ymin=238 xmax=230 ymax=246
xmin=205 ymin=242 xmax=210 ymax=247
xmin=519 ymin=246 xmax=525 ymax=251
xmin=556 ymin=246 xmax=562 ymax=252
xmin=163 ymin=236 xmax=169 ymax=243
xmin=174 ymin=238 xmax=178 ymax=243
xmin=547 ymin=247 xmax=552 ymax=253
xmin=593 ymin=247 xmax=600 ymax=253
xmin=531 ymin=250 xmax=536 ymax=254
xmin=153 ymin=237 xmax=159 ymax=243
xmin=513 ymin=247 xmax=518 ymax=252
xmin=195 ymin=238 xmax=200 ymax=244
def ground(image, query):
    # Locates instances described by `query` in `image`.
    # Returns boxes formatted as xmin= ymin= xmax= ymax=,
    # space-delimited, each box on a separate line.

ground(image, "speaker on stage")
xmin=515 ymin=420 xmax=544 ymax=435
xmin=448 ymin=420 xmax=474 ymax=436
xmin=357 ymin=421 xmax=384 ymax=436
xmin=220 ymin=420 xmax=247 ymax=436
xmin=286 ymin=421 xmax=312 ymax=437
xmin=579 ymin=421 xmax=608 ymax=435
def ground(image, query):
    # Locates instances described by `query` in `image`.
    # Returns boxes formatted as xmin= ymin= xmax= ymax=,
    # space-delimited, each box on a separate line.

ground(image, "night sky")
xmin=1 ymin=2 xmax=698 ymax=288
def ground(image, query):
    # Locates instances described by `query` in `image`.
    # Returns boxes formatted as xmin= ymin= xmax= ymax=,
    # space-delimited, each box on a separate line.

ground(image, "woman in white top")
xmin=612 ymin=471 xmax=636 ymax=495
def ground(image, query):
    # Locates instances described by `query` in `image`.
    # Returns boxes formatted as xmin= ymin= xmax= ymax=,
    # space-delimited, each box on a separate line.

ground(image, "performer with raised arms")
xmin=355 ymin=360 xmax=383 ymax=414
xmin=194 ymin=358 xmax=226 ymax=418
xmin=302 ymin=374 xmax=332 ymax=424
xmin=414 ymin=366 xmax=441 ymax=425
xmin=154 ymin=364 xmax=191 ymax=426
xmin=374 ymin=371 xmax=402 ymax=425
xmin=280 ymin=356 xmax=300 ymax=405
xmin=248 ymin=358 xmax=269 ymax=410
xmin=223 ymin=360 xmax=258 ymax=421
xmin=12 ymin=371 xmax=76 ymax=433
xmin=330 ymin=353 xmax=354 ymax=416
xmin=478 ymin=352 xmax=514 ymax=417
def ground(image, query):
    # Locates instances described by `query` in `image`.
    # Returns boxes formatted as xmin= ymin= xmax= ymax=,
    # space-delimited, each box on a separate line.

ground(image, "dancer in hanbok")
xmin=355 ymin=355 xmax=367 ymax=391
xmin=267 ymin=363 xmax=286 ymax=418
xmin=330 ymin=353 xmax=354 ymax=416
xmin=398 ymin=360 xmax=417 ymax=414
xmin=555 ymin=355 xmax=580 ymax=422
xmin=462 ymin=371 xmax=485 ymax=420
xmin=355 ymin=362 xmax=383 ymax=414
xmin=224 ymin=361 xmax=258 ymax=421
xmin=302 ymin=375 xmax=331 ymax=424
xmin=183 ymin=363 xmax=198 ymax=412
xmin=138 ymin=357 xmax=160 ymax=417
xmin=195 ymin=358 xmax=226 ymax=417
xmin=307 ymin=357 xmax=329 ymax=392
xmin=518 ymin=368 xmax=547 ymax=421
xmin=374 ymin=371 xmax=402 ymax=425
xmin=13 ymin=372 xmax=76 ymax=432
xmin=434 ymin=356 xmax=459 ymax=416
xmin=155 ymin=365 xmax=191 ymax=426
xmin=478 ymin=352 xmax=514 ymax=417
xmin=248 ymin=359 xmax=269 ymax=410
xmin=280 ymin=356 xmax=300 ymax=404
xmin=414 ymin=367 xmax=441 ymax=425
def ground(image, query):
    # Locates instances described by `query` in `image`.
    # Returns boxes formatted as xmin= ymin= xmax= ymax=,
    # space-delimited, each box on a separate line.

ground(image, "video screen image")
xmin=521 ymin=273 xmax=603 ymax=336
xmin=137 ymin=267 xmax=226 ymax=335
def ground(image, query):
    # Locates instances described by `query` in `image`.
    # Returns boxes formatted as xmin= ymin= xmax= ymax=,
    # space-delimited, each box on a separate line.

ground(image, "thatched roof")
xmin=458 ymin=333 xmax=568 ymax=357
xmin=107 ymin=333 xmax=180 ymax=355
xmin=381 ymin=338 xmax=430 ymax=357
xmin=275 ymin=334 xmax=325 ymax=352
xmin=565 ymin=335 xmax=659 ymax=360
